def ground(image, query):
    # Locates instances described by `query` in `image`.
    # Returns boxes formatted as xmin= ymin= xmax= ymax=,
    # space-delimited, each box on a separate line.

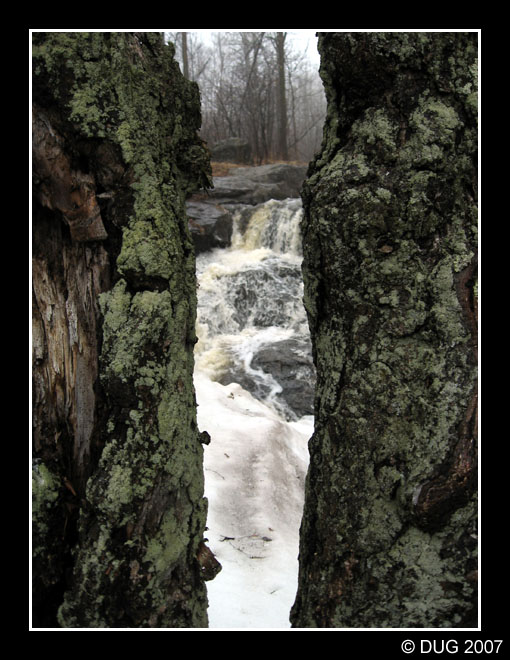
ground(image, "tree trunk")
xmin=31 ymin=32 xmax=217 ymax=628
xmin=276 ymin=32 xmax=288 ymax=161
xmin=291 ymin=32 xmax=478 ymax=628
xmin=182 ymin=32 xmax=189 ymax=79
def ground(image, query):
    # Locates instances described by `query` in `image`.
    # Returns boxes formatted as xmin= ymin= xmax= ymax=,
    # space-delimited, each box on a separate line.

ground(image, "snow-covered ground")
xmin=195 ymin=374 xmax=312 ymax=629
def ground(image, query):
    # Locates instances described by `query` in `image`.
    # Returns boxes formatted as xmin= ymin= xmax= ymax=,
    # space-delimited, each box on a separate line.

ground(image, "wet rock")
xmin=233 ymin=164 xmax=308 ymax=198
xmin=209 ymin=176 xmax=275 ymax=205
xmin=186 ymin=201 xmax=233 ymax=253
xmin=197 ymin=163 xmax=308 ymax=206
xmin=218 ymin=338 xmax=316 ymax=421
xmin=210 ymin=137 xmax=252 ymax=164
xmin=251 ymin=339 xmax=316 ymax=418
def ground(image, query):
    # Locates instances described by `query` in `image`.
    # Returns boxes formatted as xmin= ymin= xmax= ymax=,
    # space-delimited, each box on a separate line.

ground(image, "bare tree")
xmin=181 ymin=32 xmax=189 ymax=79
xmin=166 ymin=31 xmax=211 ymax=82
xmin=169 ymin=31 xmax=325 ymax=164
xmin=275 ymin=32 xmax=289 ymax=160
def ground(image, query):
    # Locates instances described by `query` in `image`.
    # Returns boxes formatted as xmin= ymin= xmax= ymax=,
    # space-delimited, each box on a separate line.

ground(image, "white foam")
xmin=195 ymin=374 xmax=311 ymax=629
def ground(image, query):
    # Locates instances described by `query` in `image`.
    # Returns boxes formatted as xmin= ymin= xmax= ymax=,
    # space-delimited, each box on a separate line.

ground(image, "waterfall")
xmin=194 ymin=196 xmax=314 ymax=628
xmin=195 ymin=198 xmax=315 ymax=422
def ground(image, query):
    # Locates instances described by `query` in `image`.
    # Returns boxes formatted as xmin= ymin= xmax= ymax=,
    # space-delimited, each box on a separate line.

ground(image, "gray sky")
xmin=170 ymin=30 xmax=320 ymax=67
xmin=286 ymin=30 xmax=320 ymax=66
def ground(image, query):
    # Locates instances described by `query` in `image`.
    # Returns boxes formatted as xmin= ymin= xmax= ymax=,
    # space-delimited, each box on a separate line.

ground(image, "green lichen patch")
xmin=32 ymin=461 xmax=61 ymax=543
xmin=144 ymin=506 xmax=193 ymax=578
xmin=32 ymin=461 xmax=69 ymax=618
xmin=99 ymin=280 xmax=173 ymax=393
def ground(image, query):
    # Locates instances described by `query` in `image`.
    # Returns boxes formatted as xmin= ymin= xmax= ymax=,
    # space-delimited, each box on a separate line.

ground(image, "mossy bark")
xmin=290 ymin=32 xmax=478 ymax=628
xmin=32 ymin=32 xmax=215 ymax=628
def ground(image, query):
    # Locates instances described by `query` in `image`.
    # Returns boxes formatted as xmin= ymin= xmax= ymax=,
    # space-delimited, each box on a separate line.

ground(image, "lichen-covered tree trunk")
xmin=31 ymin=32 xmax=218 ymax=628
xmin=290 ymin=32 xmax=478 ymax=628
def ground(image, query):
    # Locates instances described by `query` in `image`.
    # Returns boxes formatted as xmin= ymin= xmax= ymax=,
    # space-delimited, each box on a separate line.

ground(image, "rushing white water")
xmin=194 ymin=197 xmax=314 ymax=628
xmin=195 ymin=197 xmax=314 ymax=422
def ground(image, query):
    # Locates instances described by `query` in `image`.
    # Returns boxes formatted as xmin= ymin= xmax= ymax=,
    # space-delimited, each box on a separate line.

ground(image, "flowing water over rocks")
xmin=194 ymin=197 xmax=315 ymax=421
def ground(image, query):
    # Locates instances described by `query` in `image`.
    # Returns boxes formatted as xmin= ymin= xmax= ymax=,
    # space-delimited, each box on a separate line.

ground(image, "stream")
xmin=193 ymin=197 xmax=315 ymax=628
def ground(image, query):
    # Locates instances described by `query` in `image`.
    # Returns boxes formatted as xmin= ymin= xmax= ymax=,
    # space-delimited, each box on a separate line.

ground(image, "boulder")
xmin=210 ymin=137 xmax=252 ymax=164
xmin=186 ymin=200 xmax=233 ymax=254
xmin=251 ymin=339 xmax=316 ymax=418
xmin=235 ymin=163 xmax=308 ymax=195
xmin=206 ymin=163 xmax=308 ymax=205
xmin=218 ymin=338 xmax=316 ymax=420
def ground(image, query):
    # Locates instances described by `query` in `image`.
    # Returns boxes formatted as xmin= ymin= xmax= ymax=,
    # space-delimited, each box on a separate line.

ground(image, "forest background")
xmin=165 ymin=31 xmax=326 ymax=165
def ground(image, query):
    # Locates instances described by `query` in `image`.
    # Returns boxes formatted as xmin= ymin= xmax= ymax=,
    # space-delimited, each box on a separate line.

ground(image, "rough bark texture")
xmin=290 ymin=32 xmax=478 ymax=628
xmin=31 ymin=32 xmax=216 ymax=628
